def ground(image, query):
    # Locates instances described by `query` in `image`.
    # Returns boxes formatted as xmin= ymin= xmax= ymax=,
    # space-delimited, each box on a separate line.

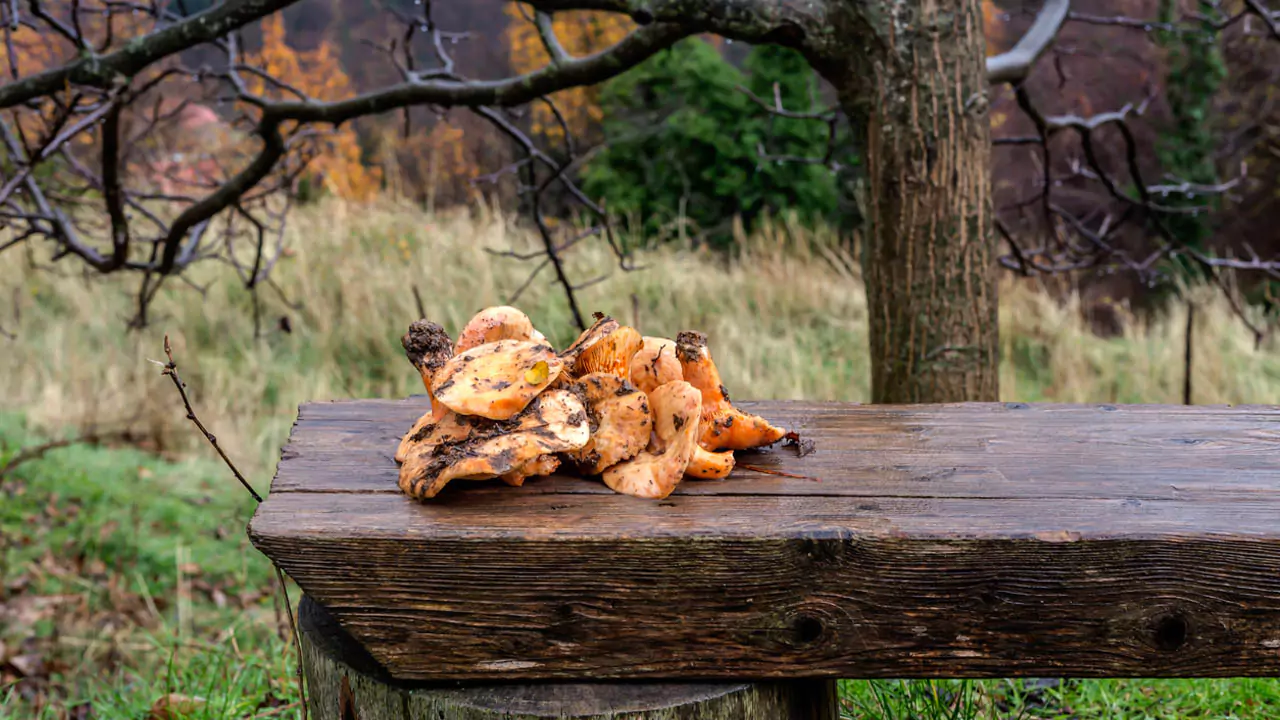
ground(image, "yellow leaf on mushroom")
xmin=433 ymin=339 xmax=564 ymax=420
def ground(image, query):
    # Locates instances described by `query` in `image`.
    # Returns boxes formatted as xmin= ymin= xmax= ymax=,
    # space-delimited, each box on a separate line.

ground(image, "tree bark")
xmin=820 ymin=0 xmax=999 ymax=403
xmin=298 ymin=594 xmax=839 ymax=720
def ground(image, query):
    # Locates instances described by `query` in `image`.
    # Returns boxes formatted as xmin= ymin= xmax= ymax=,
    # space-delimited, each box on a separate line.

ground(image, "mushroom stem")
xmin=675 ymin=331 xmax=787 ymax=451
xmin=402 ymin=319 xmax=454 ymax=423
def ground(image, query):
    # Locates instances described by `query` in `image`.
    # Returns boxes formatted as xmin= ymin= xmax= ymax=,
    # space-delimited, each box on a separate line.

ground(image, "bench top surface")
xmin=249 ymin=399 xmax=1280 ymax=682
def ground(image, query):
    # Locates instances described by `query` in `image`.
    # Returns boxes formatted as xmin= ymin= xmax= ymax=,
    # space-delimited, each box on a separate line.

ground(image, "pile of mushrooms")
xmin=394 ymin=306 xmax=789 ymax=500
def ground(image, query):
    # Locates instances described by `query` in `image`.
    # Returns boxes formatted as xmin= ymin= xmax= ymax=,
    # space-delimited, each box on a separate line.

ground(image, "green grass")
xmin=0 ymin=414 xmax=297 ymax=718
xmin=838 ymin=678 xmax=1280 ymax=719
xmin=2 ymin=199 xmax=1279 ymax=717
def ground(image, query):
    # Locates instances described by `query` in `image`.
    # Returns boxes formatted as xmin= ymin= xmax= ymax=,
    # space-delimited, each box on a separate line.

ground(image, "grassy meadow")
xmin=3 ymin=198 xmax=1280 ymax=718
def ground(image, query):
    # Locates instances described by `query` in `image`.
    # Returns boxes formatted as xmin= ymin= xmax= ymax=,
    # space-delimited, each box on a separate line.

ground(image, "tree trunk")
xmin=298 ymin=594 xmax=840 ymax=720
xmin=822 ymin=0 xmax=999 ymax=403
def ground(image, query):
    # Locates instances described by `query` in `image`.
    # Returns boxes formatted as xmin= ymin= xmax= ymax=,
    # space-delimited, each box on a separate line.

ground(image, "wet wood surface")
xmin=250 ymin=398 xmax=1280 ymax=681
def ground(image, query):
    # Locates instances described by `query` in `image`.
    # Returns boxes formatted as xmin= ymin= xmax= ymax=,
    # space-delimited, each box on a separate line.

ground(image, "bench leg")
xmin=298 ymin=594 xmax=838 ymax=719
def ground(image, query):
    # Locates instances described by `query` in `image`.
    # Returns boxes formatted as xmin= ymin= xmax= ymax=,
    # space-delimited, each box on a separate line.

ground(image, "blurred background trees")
xmin=1 ymin=0 xmax=1279 ymax=332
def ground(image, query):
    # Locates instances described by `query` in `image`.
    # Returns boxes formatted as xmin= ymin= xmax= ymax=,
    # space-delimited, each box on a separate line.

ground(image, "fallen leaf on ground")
xmin=7 ymin=653 xmax=44 ymax=678
xmin=149 ymin=693 xmax=207 ymax=720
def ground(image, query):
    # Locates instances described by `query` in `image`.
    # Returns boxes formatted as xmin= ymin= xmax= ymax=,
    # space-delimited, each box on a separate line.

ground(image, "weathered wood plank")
xmin=251 ymin=491 xmax=1280 ymax=681
xmin=251 ymin=398 xmax=1280 ymax=682
xmin=299 ymin=594 xmax=840 ymax=719
xmin=269 ymin=400 xmax=1280 ymax=500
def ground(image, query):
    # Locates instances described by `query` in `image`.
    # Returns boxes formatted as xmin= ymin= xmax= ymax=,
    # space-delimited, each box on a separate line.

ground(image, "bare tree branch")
xmin=0 ymin=0 xmax=299 ymax=109
xmin=987 ymin=0 xmax=1071 ymax=84
xmin=534 ymin=10 xmax=571 ymax=65
xmin=156 ymin=335 xmax=308 ymax=719
xmin=263 ymin=23 xmax=689 ymax=126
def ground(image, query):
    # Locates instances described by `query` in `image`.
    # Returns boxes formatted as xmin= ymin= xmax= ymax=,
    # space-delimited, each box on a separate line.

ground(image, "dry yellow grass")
xmin=1 ymin=198 xmax=1276 ymax=483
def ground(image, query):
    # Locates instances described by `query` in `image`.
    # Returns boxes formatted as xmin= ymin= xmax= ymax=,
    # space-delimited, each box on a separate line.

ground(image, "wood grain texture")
xmin=300 ymin=595 xmax=839 ymax=719
xmin=251 ymin=399 xmax=1280 ymax=681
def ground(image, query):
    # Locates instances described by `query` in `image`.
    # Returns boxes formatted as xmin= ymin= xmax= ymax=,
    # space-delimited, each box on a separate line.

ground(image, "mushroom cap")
xmin=433 ymin=339 xmax=564 ymax=420
xmin=563 ymin=372 xmax=653 ymax=476
xmin=399 ymin=389 xmax=589 ymax=500
xmin=574 ymin=326 xmax=643 ymax=379
xmin=629 ymin=336 xmax=683 ymax=394
xmin=601 ymin=380 xmax=701 ymax=500
xmin=455 ymin=306 xmax=547 ymax=354
xmin=395 ymin=409 xmax=435 ymax=464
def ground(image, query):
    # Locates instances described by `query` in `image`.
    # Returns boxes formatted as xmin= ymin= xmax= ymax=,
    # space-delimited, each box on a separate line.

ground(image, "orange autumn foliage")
xmin=0 ymin=0 xmax=157 ymax=138
xmin=982 ymin=0 xmax=1010 ymax=57
xmin=504 ymin=5 xmax=634 ymax=142
xmin=243 ymin=15 xmax=380 ymax=201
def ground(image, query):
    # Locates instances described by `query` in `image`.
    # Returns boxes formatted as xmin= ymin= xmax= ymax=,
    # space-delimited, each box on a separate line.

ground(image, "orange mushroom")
xmin=396 ymin=320 xmax=455 ymax=463
xmin=559 ymin=313 xmax=620 ymax=368
xmin=628 ymin=336 xmax=683 ymax=393
xmin=601 ymin=380 xmax=701 ymax=499
xmin=563 ymin=372 xmax=652 ymax=475
xmin=499 ymin=454 xmax=561 ymax=487
xmin=575 ymin=325 xmax=643 ymax=379
xmin=685 ymin=444 xmax=736 ymax=479
xmin=432 ymin=339 xmax=564 ymax=420
xmin=675 ymin=331 xmax=787 ymax=451
xmin=454 ymin=306 xmax=546 ymax=354
xmin=399 ymin=389 xmax=589 ymax=500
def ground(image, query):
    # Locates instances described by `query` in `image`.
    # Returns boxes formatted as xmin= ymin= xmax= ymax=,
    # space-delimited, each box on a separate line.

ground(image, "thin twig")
xmin=157 ymin=335 xmax=308 ymax=719
xmin=0 ymin=431 xmax=137 ymax=481
xmin=158 ymin=336 xmax=262 ymax=502
xmin=736 ymin=463 xmax=821 ymax=482
xmin=412 ymin=284 xmax=427 ymax=319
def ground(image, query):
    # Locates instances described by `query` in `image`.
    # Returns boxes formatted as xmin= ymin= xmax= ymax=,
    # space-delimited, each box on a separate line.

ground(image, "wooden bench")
xmin=249 ymin=399 xmax=1280 ymax=719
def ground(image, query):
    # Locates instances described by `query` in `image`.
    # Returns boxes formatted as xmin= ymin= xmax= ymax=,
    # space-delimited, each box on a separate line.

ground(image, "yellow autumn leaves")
xmin=503 ymin=5 xmax=635 ymax=142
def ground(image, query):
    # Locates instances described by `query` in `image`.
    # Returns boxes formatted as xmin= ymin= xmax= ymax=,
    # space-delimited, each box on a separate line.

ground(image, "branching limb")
xmin=987 ymin=0 xmax=1071 ymax=84
xmin=263 ymin=22 xmax=689 ymax=126
xmin=534 ymin=10 xmax=571 ymax=65
xmin=0 ymin=0 xmax=301 ymax=109
xmin=525 ymin=0 xmax=828 ymax=46
xmin=1243 ymin=0 xmax=1280 ymax=39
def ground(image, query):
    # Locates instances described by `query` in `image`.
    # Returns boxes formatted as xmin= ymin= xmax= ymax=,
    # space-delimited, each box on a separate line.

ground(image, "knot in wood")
xmin=1153 ymin=614 xmax=1190 ymax=653
xmin=781 ymin=601 xmax=846 ymax=650
xmin=793 ymin=613 xmax=826 ymax=646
